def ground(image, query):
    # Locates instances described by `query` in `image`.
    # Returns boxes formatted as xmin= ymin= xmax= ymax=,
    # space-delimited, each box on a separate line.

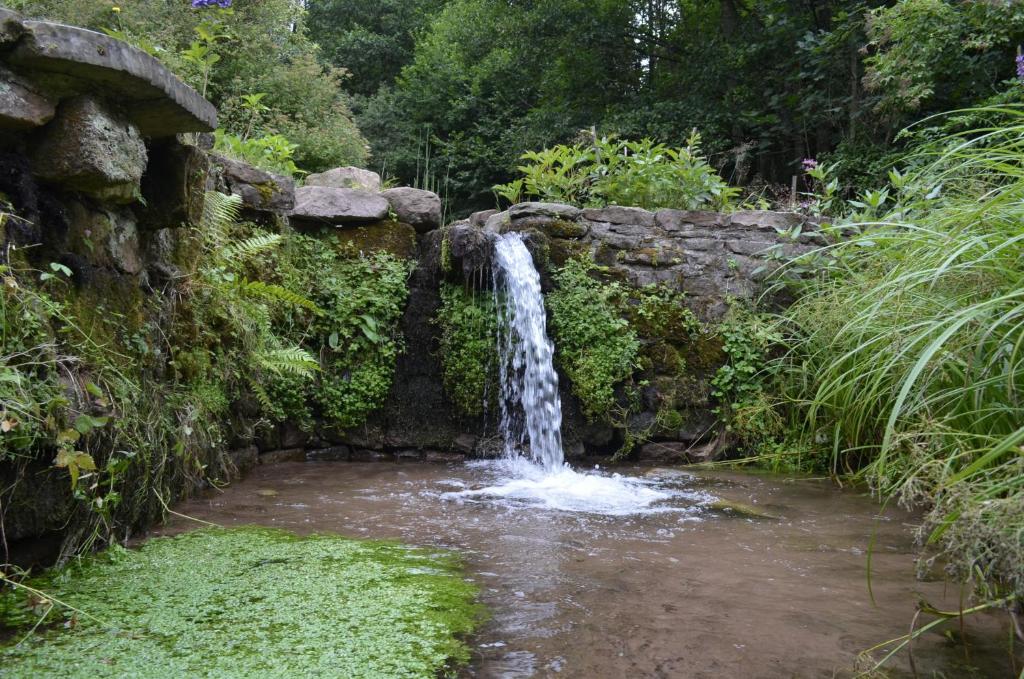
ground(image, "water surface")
xmin=154 ymin=461 xmax=1017 ymax=678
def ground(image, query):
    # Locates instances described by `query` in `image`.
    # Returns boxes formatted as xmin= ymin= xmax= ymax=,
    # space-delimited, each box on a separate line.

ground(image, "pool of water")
xmin=152 ymin=461 xmax=1017 ymax=678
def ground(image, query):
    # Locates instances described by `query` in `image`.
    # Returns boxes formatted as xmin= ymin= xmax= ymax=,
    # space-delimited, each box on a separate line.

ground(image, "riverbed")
xmin=153 ymin=461 xmax=1017 ymax=678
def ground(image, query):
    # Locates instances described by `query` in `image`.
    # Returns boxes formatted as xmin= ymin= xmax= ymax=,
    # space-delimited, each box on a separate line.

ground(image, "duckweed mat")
xmin=0 ymin=527 xmax=480 ymax=678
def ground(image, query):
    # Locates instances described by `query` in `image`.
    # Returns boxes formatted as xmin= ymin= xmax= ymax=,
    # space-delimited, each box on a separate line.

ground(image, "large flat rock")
xmin=8 ymin=20 xmax=216 ymax=136
xmin=290 ymin=186 xmax=389 ymax=224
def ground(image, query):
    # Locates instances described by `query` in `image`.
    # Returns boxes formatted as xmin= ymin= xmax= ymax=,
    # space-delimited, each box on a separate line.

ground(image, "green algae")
xmin=0 ymin=527 xmax=481 ymax=678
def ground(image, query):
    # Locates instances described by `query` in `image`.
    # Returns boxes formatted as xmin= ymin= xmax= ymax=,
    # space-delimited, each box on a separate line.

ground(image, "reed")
xmin=773 ymin=107 xmax=1024 ymax=605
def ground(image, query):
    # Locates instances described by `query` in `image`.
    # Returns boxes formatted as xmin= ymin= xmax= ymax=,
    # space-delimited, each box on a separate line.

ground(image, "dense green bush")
xmin=494 ymin=134 xmax=737 ymax=211
xmin=546 ymin=258 xmax=639 ymax=422
xmin=271 ymin=233 xmax=411 ymax=431
xmin=435 ymin=282 xmax=498 ymax=417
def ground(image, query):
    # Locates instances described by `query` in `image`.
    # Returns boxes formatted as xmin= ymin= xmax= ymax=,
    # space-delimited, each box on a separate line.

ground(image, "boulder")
xmin=30 ymin=95 xmax=147 ymax=203
xmin=508 ymin=201 xmax=581 ymax=221
xmin=305 ymin=166 xmax=381 ymax=192
xmin=290 ymin=186 xmax=389 ymax=224
xmin=381 ymin=187 xmax=442 ymax=233
xmin=9 ymin=20 xmax=216 ymax=136
xmin=212 ymin=154 xmax=294 ymax=214
xmin=0 ymin=67 xmax=55 ymax=130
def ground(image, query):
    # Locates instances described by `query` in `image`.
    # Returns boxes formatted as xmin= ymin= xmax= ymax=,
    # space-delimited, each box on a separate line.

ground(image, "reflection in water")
xmin=157 ymin=462 xmax=1017 ymax=679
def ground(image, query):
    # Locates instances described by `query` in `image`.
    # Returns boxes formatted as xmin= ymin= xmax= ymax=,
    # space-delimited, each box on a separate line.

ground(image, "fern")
xmin=221 ymin=234 xmax=284 ymax=263
xmin=250 ymin=380 xmax=275 ymax=413
xmin=255 ymin=347 xmax=320 ymax=378
xmin=201 ymin=191 xmax=242 ymax=247
xmin=239 ymin=279 xmax=322 ymax=314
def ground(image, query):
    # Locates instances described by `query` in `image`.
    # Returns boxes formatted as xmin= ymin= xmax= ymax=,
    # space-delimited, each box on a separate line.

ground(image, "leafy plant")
xmin=546 ymin=257 xmax=639 ymax=421
xmin=495 ymin=133 xmax=738 ymax=211
xmin=213 ymin=129 xmax=303 ymax=177
xmin=435 ymin=282 xmax=498 ymax=416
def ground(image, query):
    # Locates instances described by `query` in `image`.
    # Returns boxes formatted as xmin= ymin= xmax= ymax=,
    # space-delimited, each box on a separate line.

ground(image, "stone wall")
xmin=0 ymin=9 xmax=824 ymax=558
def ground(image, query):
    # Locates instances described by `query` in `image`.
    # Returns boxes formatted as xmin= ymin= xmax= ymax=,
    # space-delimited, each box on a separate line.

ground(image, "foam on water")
xmin=441 ymin=460 xmax=713 ymax=516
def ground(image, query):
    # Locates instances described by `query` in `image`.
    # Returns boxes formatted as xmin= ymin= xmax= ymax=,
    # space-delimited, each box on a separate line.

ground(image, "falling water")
xmin=492 ymin=232 xmax=565 ymax=471
xmin=443 ymin=231 xmax=683 ymax=515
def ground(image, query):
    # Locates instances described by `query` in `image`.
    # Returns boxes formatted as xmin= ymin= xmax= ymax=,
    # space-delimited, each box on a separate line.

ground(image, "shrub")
xmin=494 ymin=132 xmax=738 ymax=211
xmin=775 ymin=109 xmax=1024 ymax=602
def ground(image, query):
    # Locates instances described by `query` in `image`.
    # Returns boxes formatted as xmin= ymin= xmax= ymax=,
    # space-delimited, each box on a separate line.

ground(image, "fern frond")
xmin=238 ymin=279 xmax=322 ymax=314
xmin=255 ymin=347 xmax=320 ymax=378
xmin=201 ymin=191 xmax=242 ymax=239
xmin=250 ymin=380 xmax=274 ymax=413
xmin=221 ymin=233 xmax=284 ymax=263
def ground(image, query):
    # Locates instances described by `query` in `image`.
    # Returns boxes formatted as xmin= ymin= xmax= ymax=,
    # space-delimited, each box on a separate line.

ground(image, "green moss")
xmin=435 ymin=282 xmax=498 ymax=416
xmin=547 ymin=258 xmax=639 ymax=422
xmin=0 ymin=527 xmax=481 ymax=678
xmin=325 ymin=221 xmax=418 ymax=260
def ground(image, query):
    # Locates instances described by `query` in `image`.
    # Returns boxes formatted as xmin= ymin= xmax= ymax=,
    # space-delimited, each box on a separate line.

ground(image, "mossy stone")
xmin=327 ymin=220 xmax=417 ymax=259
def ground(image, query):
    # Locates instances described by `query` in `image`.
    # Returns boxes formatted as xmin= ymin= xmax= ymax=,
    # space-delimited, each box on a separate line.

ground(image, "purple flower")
xmin=1016 ymin=54 xmax=1024 ymax=82
xmin=802 ymin=158 xmax=818 ymax=171
xmin=191 ymin=0 xmax=231 ymax=8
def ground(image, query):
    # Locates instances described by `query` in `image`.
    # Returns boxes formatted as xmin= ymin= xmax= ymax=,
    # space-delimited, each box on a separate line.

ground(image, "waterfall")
xmin=492 ymin=233 xmax=565 ymax=471
xmin=443 ymin=230 xmax=677 ymax=515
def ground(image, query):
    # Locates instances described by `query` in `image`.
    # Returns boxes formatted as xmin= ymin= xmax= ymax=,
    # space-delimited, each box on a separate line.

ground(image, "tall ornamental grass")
xmin=775 ymin=108 xmax=1024 ymax=604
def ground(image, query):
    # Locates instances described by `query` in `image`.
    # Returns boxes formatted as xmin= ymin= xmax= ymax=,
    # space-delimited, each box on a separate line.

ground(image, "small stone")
xmin=470 ymin=209 xmax=498 ymax=227
xmin=654 ymin=209 xmax=725 ymax=230
xmin=306 ymin=445 xmax=352 ymax=461
xmin=213 ymin=154 xmax=294 ymax=213
xmin=453 ymin=433 xmax=477 ymax=455
xmin=381 ymin=187 xmax=442 ymax=233
xmin=305 ymin=166 xmax=382 ymax=192
xmin=259 ymin=449 xmax=306 ymax=465
xmin=290 ymin=186 xmax=390 ymax=224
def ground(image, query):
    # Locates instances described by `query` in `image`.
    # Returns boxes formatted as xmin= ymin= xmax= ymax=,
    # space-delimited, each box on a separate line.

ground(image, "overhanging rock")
xmin=7 ymin=18 xmax=216 ymax=137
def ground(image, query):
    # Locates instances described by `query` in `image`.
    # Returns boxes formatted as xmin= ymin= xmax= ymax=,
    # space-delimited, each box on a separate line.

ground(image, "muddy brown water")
xmin=151 ymin=461 xmax=1019 ymax=678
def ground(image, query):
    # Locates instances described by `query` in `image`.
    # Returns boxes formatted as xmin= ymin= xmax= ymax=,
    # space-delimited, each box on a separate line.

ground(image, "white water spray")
xmin=493 ymin=233 xmax=564 ymax=471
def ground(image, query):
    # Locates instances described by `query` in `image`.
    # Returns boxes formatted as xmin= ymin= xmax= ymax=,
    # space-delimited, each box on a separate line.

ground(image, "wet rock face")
xmin=490 ymin=201 xmax=823 ymax=321
xmin=0 ymin=66 xmax=55 ymax=130
xmin=29 ymin=96 xmax=147 ymax=204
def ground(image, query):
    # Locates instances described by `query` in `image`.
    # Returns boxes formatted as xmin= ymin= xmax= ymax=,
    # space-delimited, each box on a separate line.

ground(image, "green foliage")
xmin=270 ymin=233 xmax=411 ymax=430
xmin=494 ymin=133 xmax=737 ymax=211
xmin=546 ymin=258 xmax=639 ymax=422
xmin=774 ymin=110 xmax=1024 ymax=601
xmin=0 ymin=527 xmax=480 ymax=678
xmin=710 ymin=308 xmax=783 ymax=451
xmin=435 ymin=282 xmax=497 ymax=416
xmin=212 ymin=130 xmax=302 ymax=178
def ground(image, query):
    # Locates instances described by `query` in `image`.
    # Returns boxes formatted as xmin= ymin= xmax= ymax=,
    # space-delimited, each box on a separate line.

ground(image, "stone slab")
xmin=10 ymin=20 xmax=216 ymax=136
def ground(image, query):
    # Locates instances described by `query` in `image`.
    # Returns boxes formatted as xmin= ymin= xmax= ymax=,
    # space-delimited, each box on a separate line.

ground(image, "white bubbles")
xmin=442 ymin=459 xmax=713 ymax=516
